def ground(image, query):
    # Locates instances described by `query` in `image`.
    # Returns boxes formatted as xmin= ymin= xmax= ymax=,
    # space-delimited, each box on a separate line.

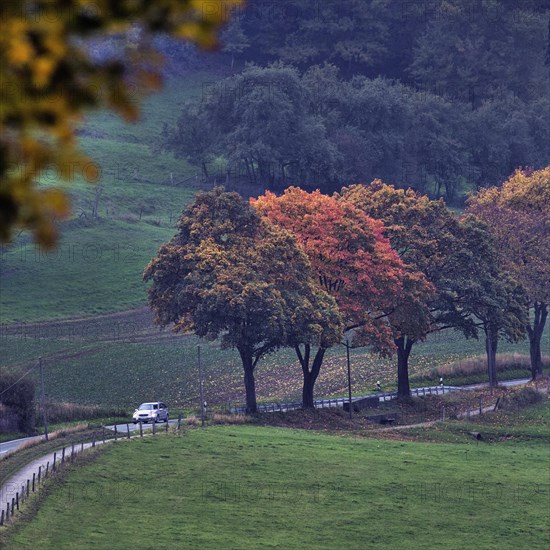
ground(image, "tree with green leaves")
xmin=221 ymin=16 xmax=250 ymax=70
xmin=144 ymin=188 xmax=337 ymax=413
xmin=457 ymin=215 xmax=527 ymax=386
xmin=165 ymin=62 xmax=340 ymax=191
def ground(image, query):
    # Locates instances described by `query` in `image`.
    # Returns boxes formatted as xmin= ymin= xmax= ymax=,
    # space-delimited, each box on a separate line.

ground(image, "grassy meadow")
xmin=0 ymin=73 xmax=213 ymax=323
xmin=3 ymin=420 xmax=549 ymax=549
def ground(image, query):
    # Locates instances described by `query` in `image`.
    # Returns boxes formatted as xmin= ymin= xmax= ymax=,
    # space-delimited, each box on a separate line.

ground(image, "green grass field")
xmin=4 ymin=421 xmax=549 ymax=549
xmin=383 ymin=393 xmax=550 ymax=444
xmin=0 ymin=71 xmax=212 ymax=323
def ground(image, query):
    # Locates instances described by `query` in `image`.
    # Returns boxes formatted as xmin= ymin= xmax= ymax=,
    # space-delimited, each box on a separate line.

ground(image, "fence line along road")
xmin=0 ymin=417 xmax=186 ymax=527
xmin=230 ymin=385 xmax=461 ymax=414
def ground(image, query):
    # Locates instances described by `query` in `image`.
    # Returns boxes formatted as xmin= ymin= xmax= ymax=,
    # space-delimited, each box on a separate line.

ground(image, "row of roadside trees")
xmin=144 ymin=168 xmax=549 ymax=413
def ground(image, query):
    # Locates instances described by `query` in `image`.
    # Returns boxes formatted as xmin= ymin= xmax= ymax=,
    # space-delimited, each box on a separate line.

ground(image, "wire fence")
xmin=0 ymin=416 xmax=185 ymax=527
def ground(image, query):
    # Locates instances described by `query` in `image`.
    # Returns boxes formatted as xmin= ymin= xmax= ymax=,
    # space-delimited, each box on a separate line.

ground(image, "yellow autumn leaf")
xmin=8 ymin=38 xmax=33 ymax=65
xmin=33 ymin=57 xmax=57 ymax=88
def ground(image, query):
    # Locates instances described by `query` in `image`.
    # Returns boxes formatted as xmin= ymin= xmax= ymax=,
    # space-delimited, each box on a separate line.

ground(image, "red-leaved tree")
xmin=253 ymin=187 xmax=420 ymax=406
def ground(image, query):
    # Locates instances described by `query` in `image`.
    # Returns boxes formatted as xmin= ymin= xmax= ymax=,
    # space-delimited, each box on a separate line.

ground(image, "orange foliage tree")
xmin=253 ymin=187 xmax=423 ymax=406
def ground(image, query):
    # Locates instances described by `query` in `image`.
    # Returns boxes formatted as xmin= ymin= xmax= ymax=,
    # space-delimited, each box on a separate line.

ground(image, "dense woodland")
xmin=160 ymin=0 xmax=550 ymax=203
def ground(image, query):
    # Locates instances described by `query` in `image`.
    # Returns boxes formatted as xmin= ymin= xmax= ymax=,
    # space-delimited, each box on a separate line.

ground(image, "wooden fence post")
xmin=152 ymin=421 xmax=156 ymax=435
xmin=165 ymin=421 xmax=169 ymax=433
xmin=46 ymin=461 xmax=49 ymax=478
xmin=5 ymin=503 xmax=9 ymax=522
xmin=61 ymin=446 xmax=65 ymax=464
xmin=32 ymin=473 xmax=36 ymax=492
xmin=52 ymin=451 xmax=57 ymax=470
xmin=26 ymin=479 xmax=30 ymax=497
xmin=81 ymin=442 xmax=84 ymax=454
xmin=127 ymin=424 xmax=130 ymax=439
xmin=1 ymin=509 xmax=4 ymax=526
xmin=177 ymin=415 xmax=181 ymax=430
xmin=114 ymin=425 xmax=118 ymax=441
xmin=92 ymin=434 xmax=96 ymax=448
xmin=139 ymin=421 xmax=143 ymax=437
xmin=479 ymin=396 xmax=483 ymax=415
xmin=16 ymin=492 xmax=19 ymax=511
xmin=71 ymin=443 xmax=75 ymax=462
xmin=38 ymin=466 xmax=42 ymax=483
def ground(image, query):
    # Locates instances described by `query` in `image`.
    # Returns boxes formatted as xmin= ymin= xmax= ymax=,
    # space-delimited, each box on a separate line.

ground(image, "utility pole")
xmin=346 ymin=339 xmax=352 ymax=420
xmin=39 ymin=357 xmax=49 ymax=441
xmin=197 ymin=345 xmax=205 ymax=427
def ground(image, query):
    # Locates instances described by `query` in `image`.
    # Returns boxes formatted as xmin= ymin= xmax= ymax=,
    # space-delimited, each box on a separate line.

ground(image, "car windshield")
xmin=139 ymin=403 xmax=155 ymax=410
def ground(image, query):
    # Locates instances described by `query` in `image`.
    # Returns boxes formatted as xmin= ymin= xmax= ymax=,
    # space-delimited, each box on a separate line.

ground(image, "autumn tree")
xmin=144 ymin=188 xmax=338 ymax=413
xmin=1 ymin=0 xmax=242 ymax=247
xmin=253 ymin=187 xmax=415 ymax=406
xmin=468 ymin=167 xmax=550 ymax=378
xmin=340 ymin=181 xmax=524 ymax=396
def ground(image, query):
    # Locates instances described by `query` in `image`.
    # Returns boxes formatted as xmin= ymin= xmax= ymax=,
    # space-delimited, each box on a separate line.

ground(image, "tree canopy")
xmin=144 ymin=187 xmax=341 ymax=413
xmin=468 ymin=167 xmax=550 ymax=377
xmin=253 ymin=186 xmax=425 ymax=405
xmin=340 ymin=180 xmax=524 ymax=395
xmin=165 ymin=61 xmax=548 ymax=202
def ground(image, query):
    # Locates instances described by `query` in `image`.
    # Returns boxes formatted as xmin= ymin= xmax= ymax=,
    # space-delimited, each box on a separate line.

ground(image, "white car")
xmin=132 ymin=402 xmax=169 ymax=424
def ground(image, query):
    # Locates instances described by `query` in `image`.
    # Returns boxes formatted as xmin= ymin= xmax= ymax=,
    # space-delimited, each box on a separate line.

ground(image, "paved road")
xmin=461 ymin=378 xmax=531 ymax=390
xmin=0 ymin=435 xmax=45 ymax=457
xmin=0 ymin=377 xmax=536 ymax=453
xmin=0 ymin=440 xmax=108 ymax=506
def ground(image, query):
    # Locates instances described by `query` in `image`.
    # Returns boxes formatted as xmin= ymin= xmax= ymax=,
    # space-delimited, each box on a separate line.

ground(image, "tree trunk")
xmin=201 ymin=161 xmax=209 ymax=181
xmin=527 ymin=302 xmax=547 ymax=379
xmin=302 ymin=372 xmax=316 ymax=409
xmin=296 ymin=345 xmax=326 ymax=409
xmin=244 ymin=158 xmax=253 ymax=186
xmin=485 ymin=325 xmax=498 ymax=387
xmin=239 ymin=349 xmax=257 ymax=414
xmin=396 ymin=336 xmax=415 ymax=399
